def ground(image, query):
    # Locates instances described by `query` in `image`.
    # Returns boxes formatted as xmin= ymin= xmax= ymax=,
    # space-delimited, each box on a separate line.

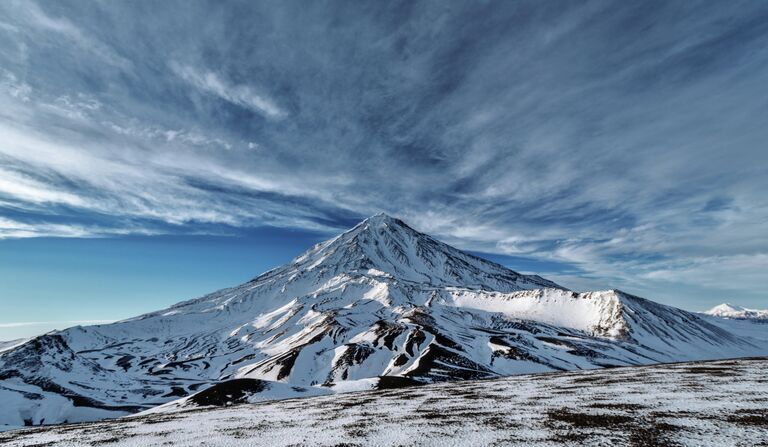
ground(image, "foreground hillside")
xmin=2 ymin=357 xmax=766 ymax=446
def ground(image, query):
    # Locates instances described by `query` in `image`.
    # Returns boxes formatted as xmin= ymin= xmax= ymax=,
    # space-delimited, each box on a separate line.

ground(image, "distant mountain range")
xmin=1 ymin=214 xmax=766 ymax=430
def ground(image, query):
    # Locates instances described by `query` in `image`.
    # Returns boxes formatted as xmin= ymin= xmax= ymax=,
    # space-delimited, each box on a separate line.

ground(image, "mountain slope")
xmin=1 ymin=214 xmax=766 ymax=430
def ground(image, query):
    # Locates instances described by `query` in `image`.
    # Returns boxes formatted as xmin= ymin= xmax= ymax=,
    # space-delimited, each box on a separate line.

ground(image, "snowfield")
xmin=2 ymin=357 xmax=766 ymax=446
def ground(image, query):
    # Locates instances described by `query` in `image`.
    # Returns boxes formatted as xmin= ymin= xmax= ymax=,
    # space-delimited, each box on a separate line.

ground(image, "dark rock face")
xmin=375 ymin=376 xmax=424 ymax=390
xmin=188 ymin=379 xmax=268 ymax=407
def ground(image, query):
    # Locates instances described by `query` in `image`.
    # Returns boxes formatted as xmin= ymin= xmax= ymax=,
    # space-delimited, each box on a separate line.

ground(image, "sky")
xmin=1 ymin=0 xmax=767 ymax=339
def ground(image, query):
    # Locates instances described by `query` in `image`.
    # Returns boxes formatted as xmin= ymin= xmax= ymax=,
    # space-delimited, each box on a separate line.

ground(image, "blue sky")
xmin=1 ymin=1 xmax=767 ymax=339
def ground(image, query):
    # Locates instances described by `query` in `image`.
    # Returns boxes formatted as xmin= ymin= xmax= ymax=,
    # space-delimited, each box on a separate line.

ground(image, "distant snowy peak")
xmin=707 ymin=303 xmax=747 ymax=315
xmin=704 ymin=303 xmax=768 ymax=320
xmin=267 ymin=213 xmax=563 ymax=292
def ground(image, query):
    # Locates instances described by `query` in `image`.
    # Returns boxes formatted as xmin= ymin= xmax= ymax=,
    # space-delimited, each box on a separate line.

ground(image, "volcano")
xmin=1 ymin=214 xmax=765 ymax=430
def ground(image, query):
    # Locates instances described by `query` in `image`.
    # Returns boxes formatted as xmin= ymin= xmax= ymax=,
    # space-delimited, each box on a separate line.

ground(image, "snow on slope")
xmin=3 ymin=357 xmax=766 ymax=447
xmin=1 ymin=214 xmax=766 ymax=431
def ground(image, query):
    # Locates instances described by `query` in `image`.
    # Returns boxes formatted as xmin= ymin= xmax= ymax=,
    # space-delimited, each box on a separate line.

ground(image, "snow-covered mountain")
xmin=704 ymin=303 xmax=768 ymax=320
xmin=1 ymin=214 xmax=766 ymax=430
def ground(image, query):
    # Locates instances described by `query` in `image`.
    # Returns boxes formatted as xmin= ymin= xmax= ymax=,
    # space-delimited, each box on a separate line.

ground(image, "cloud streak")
xmin=170 ymin=62 xmax=286 ymax=119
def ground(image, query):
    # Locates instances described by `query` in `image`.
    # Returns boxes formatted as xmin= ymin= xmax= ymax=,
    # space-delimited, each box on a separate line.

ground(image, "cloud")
xmin=642 ymin=254 xmax=768 ymax=289
xmin=0 ymin=167 xmax=86 ymax=207
xmin=0 ymin=320 xmax=114 ymax=328
xmin=0 ymin=71 xmax=31 ymax=101
xmin=170 ymin=62 xmax=286 ymax=119
xmin=0 ymin=216 xmax=165 ymax=239
xmin=8 ymin=0 xmax=132 ymax=70
xmin=0 ymin=1 xmax=766 ymax=308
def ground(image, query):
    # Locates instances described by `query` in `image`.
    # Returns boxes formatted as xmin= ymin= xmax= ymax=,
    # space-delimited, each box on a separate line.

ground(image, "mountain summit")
xmin=1 ymin=215 xmax=766 ymax=430
xmin=261 ymin=213 xmax=562 ymax=291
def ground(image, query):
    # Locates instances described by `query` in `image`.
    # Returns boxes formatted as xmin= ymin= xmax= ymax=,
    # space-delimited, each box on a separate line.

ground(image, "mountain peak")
xmin=281 ymin=214 xmax=564 ymax=292
xmin=350 ymin=213 xmax=409 ymax=236
xmin=363 ymin=212 xmax=397 ymax=223
xmin=707 ymin=303 xmax=745 ymax=314
xmin=704 ymin=303 xmax=768 ymax=320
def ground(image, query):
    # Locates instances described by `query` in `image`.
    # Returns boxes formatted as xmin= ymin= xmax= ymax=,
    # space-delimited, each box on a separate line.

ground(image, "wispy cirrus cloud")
xmin=170 ymin=62 xmax=286 ymax=120
xmin=8 ymin=0 xmax=132 ymax=70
